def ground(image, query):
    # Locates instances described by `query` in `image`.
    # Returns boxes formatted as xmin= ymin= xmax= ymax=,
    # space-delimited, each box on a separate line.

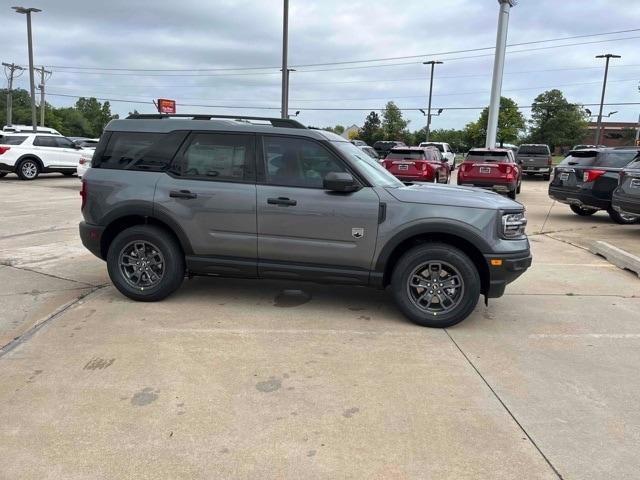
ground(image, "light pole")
xmin=486 ymin=0 xmax=516 ymax=148
xmin=594 ymin=54 xmax=621 ymax=145
xmin=423 ymin=60 xmax=442 ymax=143
xmin=419 ymin=108 xmax=443 ymax=142
xmin=280 ymin=0 xmax=289 ymax=119
xmin=12 ymin=6 xmax=41 ymax=133
xmin=284 ymin=68 xmax=295 ymax=118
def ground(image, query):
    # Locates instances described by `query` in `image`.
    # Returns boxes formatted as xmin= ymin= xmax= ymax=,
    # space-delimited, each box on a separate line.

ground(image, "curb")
xmin=589 ymin=241 xmax=640 ymax=278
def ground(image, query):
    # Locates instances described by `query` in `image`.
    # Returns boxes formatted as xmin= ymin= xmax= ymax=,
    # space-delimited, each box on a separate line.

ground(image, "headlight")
xmin=502 ymin=212 xmax=527 ymax=239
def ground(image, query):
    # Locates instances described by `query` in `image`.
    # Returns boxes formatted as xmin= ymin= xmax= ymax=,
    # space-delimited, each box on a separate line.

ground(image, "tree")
xmin=360 ymin=111 xmax=382 ymax=145
xmin=347 ymin=129 xmax=360 ymax=140
xmin=528 ymin=89 xmax=588 ymax=150
xmin=322 ymin=124 xmax=345 ymax=135
xmin=75 ymin=97 xmax=117 ymax=137
xmin=429 ymin=128 xmax=469 ymax=152
xmin=381 ymin=101 xmax=409 ymax=140
xmin=463 ymin=96 xmax=525 ymax=148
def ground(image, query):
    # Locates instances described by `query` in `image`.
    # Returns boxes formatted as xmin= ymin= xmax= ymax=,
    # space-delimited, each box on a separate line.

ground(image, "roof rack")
xmin=125 ymin=113 xmax=306 ymax=129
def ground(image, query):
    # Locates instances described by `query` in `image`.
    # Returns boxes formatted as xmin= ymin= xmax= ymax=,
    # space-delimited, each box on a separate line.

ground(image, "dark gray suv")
xmin=79 ymin=114 xmax=531 ymax=328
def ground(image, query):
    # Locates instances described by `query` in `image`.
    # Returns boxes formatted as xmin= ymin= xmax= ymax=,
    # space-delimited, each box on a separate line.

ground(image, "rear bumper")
xmin=79 ymin=221 xmax=105 ymax=259
xmin=458 ymin=180 xmax=517 ymax=193
xmin=485 ymin=250 xmax=532 ymax=298
xmin=548 ymin=186 xmax=609 ymax=210
xmin=0 ymin=162 xmax=15 ymax=173
xmin=522 ymin=167 xmax=551 ymax=174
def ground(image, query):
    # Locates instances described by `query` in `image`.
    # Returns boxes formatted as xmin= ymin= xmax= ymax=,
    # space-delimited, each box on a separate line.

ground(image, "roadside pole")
xmin=423 ymin=60 xmax=442 ymax=143
xmin=280 ymin=0 xmax=289 ymax=119
xmin=2 ymin=62 xmax=25 ymax=126
xmin=594 ymin=54 xmax=621 ymax=145
xmin=36 ymin=66 xmax=52 ymax=127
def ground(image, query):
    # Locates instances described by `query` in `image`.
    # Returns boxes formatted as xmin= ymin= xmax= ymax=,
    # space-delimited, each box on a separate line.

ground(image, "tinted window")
xmin=97 ymin=132 xmax=163 ymax=170
xmin=387 ymin=149 xmax=426 ymax=160
xmin=422 ymin=143 xmax=444 ymax=152
xmin=332 ymin=141 xmax=403 ymax=188
xmin=0 ymin=136 xmax=27 ymax=145
xmin=264 ymin=136 xmax=347 ymax=188
xmin=178 ymin=133 xmax=254 ymax=181
xmin=596 ymin=151 xmax=639 ymax=168
xmin=466 ymin=151 xmax=509 ymax=162
xmin=518 ymin=145 xmax=549 ymax=155
xmin=55 ymin=137 xmax=76 ymax=149
xmin=33 ymin=136 xmax=58 ymax=147
xmin=559 ymin=151 xmax=598 ymax=167
xmin=626 ymin=158 xmax=640 ymax=170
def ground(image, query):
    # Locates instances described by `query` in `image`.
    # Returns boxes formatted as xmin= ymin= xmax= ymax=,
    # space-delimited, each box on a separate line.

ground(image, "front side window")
xmin=55 ymin=137 xmax=76 ymax=149
xmin=264 ymin=136 xmax=347 ymax=188
xmin=179 ymin=133 xmax=254 ymax=182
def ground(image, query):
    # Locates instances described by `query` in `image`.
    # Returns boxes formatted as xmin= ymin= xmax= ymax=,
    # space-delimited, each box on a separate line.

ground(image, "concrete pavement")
xmin=1 ymin=173 xmax=639 ymax=479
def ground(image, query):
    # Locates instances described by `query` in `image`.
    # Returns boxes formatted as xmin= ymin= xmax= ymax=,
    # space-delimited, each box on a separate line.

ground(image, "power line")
xmin=40 ymin=27 xmax=640 ymax=72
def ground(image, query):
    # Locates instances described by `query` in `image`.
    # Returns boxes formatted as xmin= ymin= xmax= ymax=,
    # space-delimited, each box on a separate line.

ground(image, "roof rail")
xmin=125 ymin=113 xmax=306 ymax=129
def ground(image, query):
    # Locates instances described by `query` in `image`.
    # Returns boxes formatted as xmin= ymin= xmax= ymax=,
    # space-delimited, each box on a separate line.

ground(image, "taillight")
xmin=583 ymin=169 xmax=606 ymax=183
xmin=0 ymin=146 xmax=10 ymax=155
xmin=79 ymin=157 xmax=87 ymax=165
xmin=80 ymin=179 xmax=87 ymax=210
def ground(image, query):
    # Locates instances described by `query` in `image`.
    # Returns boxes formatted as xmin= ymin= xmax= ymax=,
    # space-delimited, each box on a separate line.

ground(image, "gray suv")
xmin=79 ymin=114 xmax=531 ymax=328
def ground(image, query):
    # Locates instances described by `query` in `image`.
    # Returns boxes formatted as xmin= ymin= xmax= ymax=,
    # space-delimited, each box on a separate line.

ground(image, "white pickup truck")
xmin=0 ymin=133 xmax=93 ymax=180
xmin=418 ymin=142 xmax=456 ymax=169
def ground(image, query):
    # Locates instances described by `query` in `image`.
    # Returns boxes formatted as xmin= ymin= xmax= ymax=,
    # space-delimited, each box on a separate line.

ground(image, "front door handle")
xmin=267 ymin=197 xmax=297 ymax=206
xmin=170 ymin=190 xmax=198 ymax=199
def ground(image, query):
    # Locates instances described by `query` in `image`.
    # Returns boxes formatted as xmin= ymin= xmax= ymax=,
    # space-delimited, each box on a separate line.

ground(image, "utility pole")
xmin=12 ymin=6 xmax=42 ymax=133
xmin=285 ymin=68 xmax=295 ymax=118
xmin=280 ymin=0 xmax=289 ymax=119
xmin=2 ymin=62 xmax=25 ymax=126
xmin=423 ymin=60 xmax=442 ymax=143
xmin=635 ymin=113 xmax=640 ymax=146
xmin=486 ymin=0 xmax=516 ymax=148
xmin=36 ymin=66 xmax=51 ymax=126
xmin=594 ymin=53 xmax=621 ymax=145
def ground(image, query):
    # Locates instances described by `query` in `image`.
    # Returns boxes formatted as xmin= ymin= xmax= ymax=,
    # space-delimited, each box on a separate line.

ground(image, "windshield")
xmin=332 ymin=141 xmax=403 ymax=188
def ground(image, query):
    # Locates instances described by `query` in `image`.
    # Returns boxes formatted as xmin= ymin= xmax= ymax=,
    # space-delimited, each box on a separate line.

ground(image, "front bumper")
xmin=548 ymin=186 xmax=609 ymax=210
xmin=485 ymin=250 xmax=532 ymax=298
xmin=79 ymin=221 xmax=106 ymax=259
xmin=612 ymin=192 xmax=640 ymax=216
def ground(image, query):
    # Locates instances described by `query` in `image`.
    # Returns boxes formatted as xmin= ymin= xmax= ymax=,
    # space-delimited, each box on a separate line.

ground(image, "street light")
xmin=422 ymin=60 xmax=443 ymax=142
xmin=594 ymin=53 xmax=621 ymax=144
xmin=486 ymin=0 xmax=516 ymax=148
xmin=12 ymin=6 xmax=41 ymax=133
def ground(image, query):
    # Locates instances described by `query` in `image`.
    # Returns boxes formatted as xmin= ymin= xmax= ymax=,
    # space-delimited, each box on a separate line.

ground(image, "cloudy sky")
xmin=2 ymin=0 xmax=640 ymax=132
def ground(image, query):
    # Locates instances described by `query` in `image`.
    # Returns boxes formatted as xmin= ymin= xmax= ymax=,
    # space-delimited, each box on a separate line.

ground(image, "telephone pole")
xmin=2 ymin=62 xmax=25 ymax=126
xmin=36 ymin=66 xmax=51 ymax=126
xmin=594 ymin=53 xmax=621 ymax=145
xmin=423 ymin=60 xmax=443 ymax=142
xmin=280 ymin=0 xmax=289 ymax=119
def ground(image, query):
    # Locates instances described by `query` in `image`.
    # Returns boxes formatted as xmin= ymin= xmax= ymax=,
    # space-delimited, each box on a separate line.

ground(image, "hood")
xmin=386 ymin=184 xmax=523 ymax=210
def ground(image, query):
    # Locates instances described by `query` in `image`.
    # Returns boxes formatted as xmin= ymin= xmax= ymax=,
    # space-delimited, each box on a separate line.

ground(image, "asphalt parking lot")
xmin=1 ymin=173 xmax=639 ymax=479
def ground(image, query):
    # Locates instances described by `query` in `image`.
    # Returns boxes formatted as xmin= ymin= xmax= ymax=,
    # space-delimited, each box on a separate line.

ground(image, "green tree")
xmin=429 ymin=128 xmax=469 ymax=152
xmin=75 ymin=97 xmax=117 ymax=137
xmin=381 ymin=101 xmax=409 ymax=140
xmin=463 ymin=96 xmax=525 ymax=148
xmin=360 ymin=111 xmax=382 ymax=145
xmin=528 ymin=89 xmax=588 ymax=150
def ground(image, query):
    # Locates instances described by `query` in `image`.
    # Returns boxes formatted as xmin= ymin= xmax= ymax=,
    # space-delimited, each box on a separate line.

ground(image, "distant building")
xmin=583 ymin=121 xmax=639 ymax=147
xmin=341 ymin=124 xmax=360 ymax=140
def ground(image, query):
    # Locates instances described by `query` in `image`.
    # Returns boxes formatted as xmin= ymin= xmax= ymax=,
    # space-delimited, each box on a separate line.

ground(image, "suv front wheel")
xmin=107 ymin=225 xmax=185 ymax=301
xmin=391 ymin=243 xmax=480 ymax=328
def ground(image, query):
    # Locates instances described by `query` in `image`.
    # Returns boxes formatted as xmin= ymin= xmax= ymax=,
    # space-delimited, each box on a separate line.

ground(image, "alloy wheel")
xmin=118 ymin=240 xmax=165 ymax=290
xmin=406 ymin=261 xmax=465 ymax=315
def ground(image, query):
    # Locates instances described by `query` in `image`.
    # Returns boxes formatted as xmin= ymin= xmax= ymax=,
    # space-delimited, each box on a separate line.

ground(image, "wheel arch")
xmin=375 ymin=225 xmax=490 ymax=295
xmin=16 ymin=154 xmax=44 ymax=170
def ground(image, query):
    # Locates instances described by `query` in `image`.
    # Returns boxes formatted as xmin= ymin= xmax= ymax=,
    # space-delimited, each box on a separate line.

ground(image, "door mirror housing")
xmin=323 ymin=172 xmax=360 ymax=192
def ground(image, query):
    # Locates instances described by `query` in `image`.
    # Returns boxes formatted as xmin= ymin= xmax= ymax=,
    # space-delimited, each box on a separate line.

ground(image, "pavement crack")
xmin=0 ymin=285 xmax=107 ymax=358
xmin=444 ymin=329 xmax=564 ymax=480
xmin=1 ymin=263 xmax=97 ymax=288
xmin=0 ymin=227 xmax=75 ymax=240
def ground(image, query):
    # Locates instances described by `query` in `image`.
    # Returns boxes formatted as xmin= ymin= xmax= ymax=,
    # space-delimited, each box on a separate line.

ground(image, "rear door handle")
xmin=267 ymin=197 xmax=297 ymax=206
xmin=169 ymin=190 xmax=198 ymax=199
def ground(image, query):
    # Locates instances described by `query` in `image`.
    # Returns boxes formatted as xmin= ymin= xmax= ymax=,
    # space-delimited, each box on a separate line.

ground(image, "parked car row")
xmin=549 ymin=147 xmax=640 ymax=224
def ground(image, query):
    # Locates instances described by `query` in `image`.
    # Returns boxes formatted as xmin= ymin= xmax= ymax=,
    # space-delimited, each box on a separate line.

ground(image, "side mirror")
xmin=323 ymin=172 xmax=360 ymax=192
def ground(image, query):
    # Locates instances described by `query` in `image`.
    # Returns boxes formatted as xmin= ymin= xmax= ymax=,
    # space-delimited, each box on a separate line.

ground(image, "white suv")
xmin=418 ymin=142 xmax=456 ymax=169
xmin=0 ymin=133 xmax=93 ymax=180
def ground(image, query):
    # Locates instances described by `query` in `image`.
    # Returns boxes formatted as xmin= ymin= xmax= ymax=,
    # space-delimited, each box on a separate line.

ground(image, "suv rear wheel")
xmin=107 ymin=225 xmax=185 ymax=301
xmin=391 ymin=243 xmax=480 ymax=328
xmin=17 ymin=158 xmax=40 ymax=180
xmin=570 ymin=204 xmax=597 ymax=216
xmin=608 ymin=208 xmax=640 ymax=225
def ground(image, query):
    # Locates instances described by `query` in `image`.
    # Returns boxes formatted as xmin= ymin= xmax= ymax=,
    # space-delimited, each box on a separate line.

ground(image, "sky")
xmin=2 ymin=0 xmax=640 ymax=133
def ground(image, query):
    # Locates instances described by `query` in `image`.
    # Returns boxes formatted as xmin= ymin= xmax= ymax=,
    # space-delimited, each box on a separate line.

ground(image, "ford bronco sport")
xmin=79 ymin=114 xmax=531 ymax=328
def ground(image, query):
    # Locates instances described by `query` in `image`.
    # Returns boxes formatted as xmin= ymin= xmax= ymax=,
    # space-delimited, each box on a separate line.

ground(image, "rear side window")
xmin=423 ymin=143 xmax=444 ymax=152
xmin=33 ymin=136 xmax=58 ymax=147
xmin=596 ymin=151 xmax=639 ymax=168
xmin=518 ymin=145 xmax=549 ymax=155
xmin=387 ymin=149 xmax=426 ymax=160
xmin=95 ymin=131 xmax=187 ymax=171
xmin=0 ymin=136 xmax=27 ymax=145
xmin=177 ymin=133 xmax=255 ymax=182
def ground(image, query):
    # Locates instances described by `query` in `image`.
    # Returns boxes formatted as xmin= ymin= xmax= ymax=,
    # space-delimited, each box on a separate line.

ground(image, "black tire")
xmin=391 ymin=243 xmax=481 ymax=328
xmin=62 ymin=171 xmax=75 ymax=177
xmin=570 ymin=204 xmax=597 ymax=216
xmin=0 ymin=172 xmax=7 ymax=178
xmin=516 ymin=181 xmax=521 ymax=194
xmin=608 ymin=208 xmax=640 ymax=225
xmin=508 ymin=190 xmax=517 ymax=200
xmin=107 ymin=225 xmax=185 ymax=302
xmin=542 ymin=174 xmax=550 ymax=181
xmin=16 ymin=158 xmax=40 ymax=180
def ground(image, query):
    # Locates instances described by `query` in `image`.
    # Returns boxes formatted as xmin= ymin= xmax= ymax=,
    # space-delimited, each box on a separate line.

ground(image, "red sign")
xmin=157 ymin=98 xmax=176 ymax=114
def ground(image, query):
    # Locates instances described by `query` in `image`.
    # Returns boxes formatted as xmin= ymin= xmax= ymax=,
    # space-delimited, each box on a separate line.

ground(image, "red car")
xmin=456 ymin=148 xmax=522 ymax=199
xmin=381 ymin=147 xmax=450 ymax=184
